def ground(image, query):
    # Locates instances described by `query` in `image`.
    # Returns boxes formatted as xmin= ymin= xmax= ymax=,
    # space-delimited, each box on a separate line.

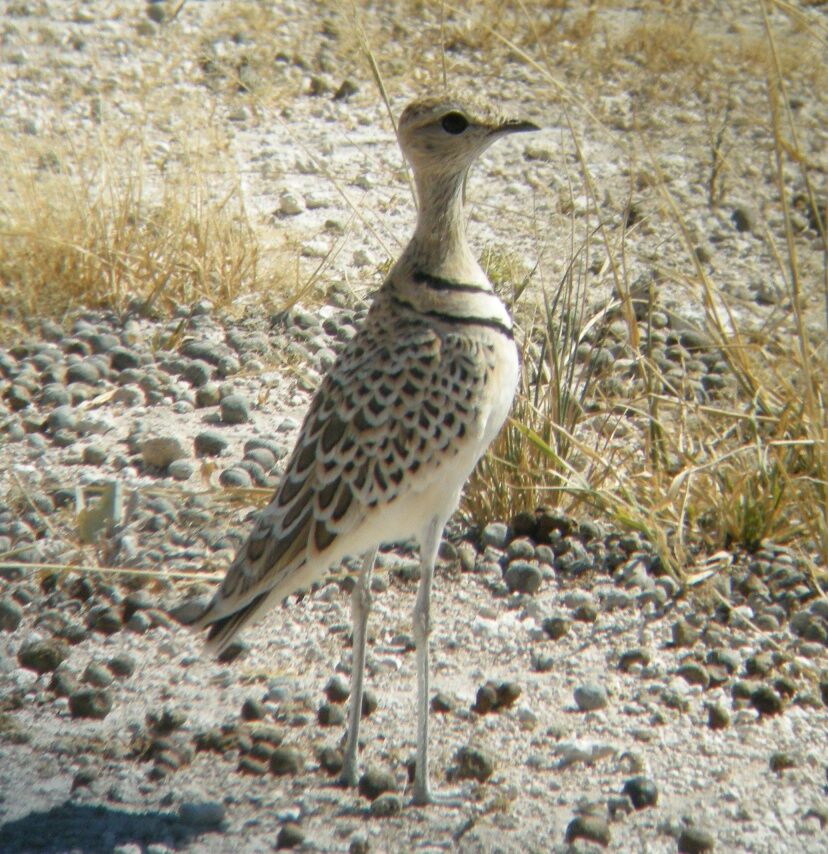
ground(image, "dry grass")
xmin=1 ymin=0 xmax=826 ymax=587
xmin=462 ymin=4 xmax=828 ymax=580
xmin=466 ymin=261 xmax=827 ymax=576
xmin=0 ymin=127 xmax=292 ymax=323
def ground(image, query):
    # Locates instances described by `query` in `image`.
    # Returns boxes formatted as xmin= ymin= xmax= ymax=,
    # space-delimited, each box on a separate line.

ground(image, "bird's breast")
xmin=481 ymin=332 xmax=520 ymax=446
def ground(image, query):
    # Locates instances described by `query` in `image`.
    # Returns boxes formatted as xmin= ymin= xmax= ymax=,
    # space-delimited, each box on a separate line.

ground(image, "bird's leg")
xmin=339 ymin=546 xmax=377 ymax=787
xmin=412 ymin=517 xmax=442 ymax=806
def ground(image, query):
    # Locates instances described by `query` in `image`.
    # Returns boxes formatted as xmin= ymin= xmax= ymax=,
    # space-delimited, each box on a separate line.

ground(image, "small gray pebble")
xmin=324 ymin=674 xmax=350 ymax=703
xmin=141 ymin=436 xmax=188 ymax=468
xmin=731 ymin=205 xmax=756 ymax=233
xmin=316 ymin=347 xmax=337 ymax=371
xmin=279 ymin=192 xmax=304 ymax=216
xmin=40 ymin=384 xmax=71 ymax=407
xmin=334 ymin=79 xmax=359 ymax=100
xmin=504 ymin=561 xmax=542 ymax=595
xmin=603 ymin=590 xmax=633 ymax=610
xmin=50 ymin=671 xmax=80 ymax=697
xmin=622 ymin=776 xmax=658 ymax=809
xmin=437 ymin=540 xmax=456 ymax=560
xmin=107 ymin=654 xmax=136 ymax=678
xmin=0 ymin=599 xmax=23 ymax=632
xmin=183 ymin=360 xmax=213 ymax=388
xmin=236 ymin=458 xmax=269 ymax=486
xmin=707 ymin=648 xmax=739 ymax=673
xmin=574 ymin=682 xmax=608 ymax=711
xmin=216 ymin=354 xmax=241 ymax=377
xmin=452 ymin=745 xmax=494 ymax=782
xmin=109 ymin=347 xmax=141 ymax=370
xmin=349 ymin=836 xmax=369 ymax=854
xmin=113 ymin=385 xmax=145 ymax=406
xmin=220 ymin=394 xmax=250 ymax=424
xmin=220 ymin=467 xmax=253 ymax=488
xmin=572 ymin=603 xmax=598 ymax=623
xmin=270 ymin=746 xmax=303 ymax=776
xmin=563 ymin=589 xmax=594 ymax=609
xmin=506 ymin=537 xmax=535 ymax=560
xmin=146 ymin=3 xmax=166 ymax=23
xmin=82 ymin=662 xmax=114 ymax=688
xmin=69 ymin=688 xmax=112 ymax=719
xmin=276 ymin=821 xmax=305 ymax=849
xmin=430 ymin=691 xmax=453 ymax=712
xmin=168 ymin=459 xmax=195 ymax=481
xmin=317 ymin=703 xmax=346 ymax=726
xmin=751 ymin=684 xmax=783 ymax=716
xmin=565 ymin=815 xmax=610 ymax=846
xmin=179 ymin=801 xmax=226 ymax=828
xmin=618 ymin=648 xmax=651 ymax=671
xmin=678 ymin=826 xmax=715 ymax=853
xmin=194 ymin=430 xmax=229 ymax=456
xmin=4 ymin=420 xmax=26 ymax=442
xmin=52 ymin=429 xmax=77 ymax=448
xmin=66 ymin=361 xmax=100 ymax=385
xmin=245 ymin=446 xmax=277 ymax=471
xmin=744 ymin=651 xmax=774 ymax=677
xmin=542 ymin=616 xmax=571 ymax=641
xmin=196 ymin=383 xmax=221 ymax=407
xmin=18 ymin=638 xmax=67 ymax=674
xmin=531 ymin=653 xmax=555 ymax=672
xmin=71 ymin=767 xmax=97 ymax=792
xmin=86 ymin=605 xmax=122 ymax=635
xmin=608 ymin=796 xmax=634 ymax=818
xmin=535 ymin=544 xmax=555 ymax=565
xmin=481 ymin=521 xmax=509 ymax=549
xmin=370 ymin=793 xmax=402 ymax=818
xmin=358 ymin=767 xmax=397 ymax=800
xmin=707 ymin=703 xmax=730 ymax=730
xmin=39 ymin=319 xmax=64 ymax=341
xmin=167 ymin=597 xmax=210 ymax=625
xmin=590 ymin=347 xmax=614 ymax=371
xmin=671 ymin=619 xmax=699 ymax=647
xmin=47 ymin=405 xmax=78 ymax=432
xmin=6 ymin=384 xmax=32 ymax=410
xmin=82 ymin=444 xmax=107 ymax=465
xmin=676 ymin=662 xmax=710 ymax=688
xmin=241 ymin=697 xmax=266 ymax=721
xmin=126 ymin=611 xmax=151 ymax=633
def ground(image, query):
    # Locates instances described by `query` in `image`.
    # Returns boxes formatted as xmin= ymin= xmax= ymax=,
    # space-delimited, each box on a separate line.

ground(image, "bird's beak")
xmin=494 ymin=118 xmax=541 ymax=136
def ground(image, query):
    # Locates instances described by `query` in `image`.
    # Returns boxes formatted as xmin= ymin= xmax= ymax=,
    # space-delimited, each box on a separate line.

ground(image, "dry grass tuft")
xmin=2 ymin=0 xmax=826 ymax=589
xmin=619 ymin=18 xmax=715 ymax=76
xmin=463 ymin=5 xmax=828 ymax=579
xmin=0 ymin=127 xmax=292 ymax=324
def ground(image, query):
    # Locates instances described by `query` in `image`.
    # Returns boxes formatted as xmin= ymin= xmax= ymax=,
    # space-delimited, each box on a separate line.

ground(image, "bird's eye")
xmin=441 ymin=112 xmax=469 ymax=135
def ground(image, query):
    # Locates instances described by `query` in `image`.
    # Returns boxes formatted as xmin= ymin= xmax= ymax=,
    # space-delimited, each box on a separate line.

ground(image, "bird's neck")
xmin=406 ymin=168 xmax=475 ymax=273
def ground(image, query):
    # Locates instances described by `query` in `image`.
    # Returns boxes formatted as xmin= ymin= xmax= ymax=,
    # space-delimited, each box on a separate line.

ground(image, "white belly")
xmin=242 ymin=334 xmax=520 ymax=625
xmin=481 ymin=335 xmax=520 ymax=447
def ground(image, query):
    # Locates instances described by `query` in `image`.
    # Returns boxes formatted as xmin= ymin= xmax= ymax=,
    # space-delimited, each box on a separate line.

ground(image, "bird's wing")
xmin=195 ymin=307 xmax=495 ymax=648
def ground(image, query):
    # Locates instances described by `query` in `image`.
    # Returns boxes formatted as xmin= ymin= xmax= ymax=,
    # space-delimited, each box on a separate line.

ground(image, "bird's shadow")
xmin=0 ymin=801 xmax=213 ymax=853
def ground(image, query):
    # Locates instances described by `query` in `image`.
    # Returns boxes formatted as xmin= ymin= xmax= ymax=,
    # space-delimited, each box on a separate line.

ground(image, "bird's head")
xmin=397 ymin=93 xmax=539 ymax=179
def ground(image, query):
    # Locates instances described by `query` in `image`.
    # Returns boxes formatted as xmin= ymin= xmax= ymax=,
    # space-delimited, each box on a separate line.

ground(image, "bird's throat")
xmin=409 ymin=169 xmax=472 ymax=270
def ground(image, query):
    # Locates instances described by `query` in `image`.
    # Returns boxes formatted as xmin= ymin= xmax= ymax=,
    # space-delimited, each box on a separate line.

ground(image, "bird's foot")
xmin=410 ymin=785 xmax=465 ymax=808
xmin=338 ymin=759 xmax=359 ymax=789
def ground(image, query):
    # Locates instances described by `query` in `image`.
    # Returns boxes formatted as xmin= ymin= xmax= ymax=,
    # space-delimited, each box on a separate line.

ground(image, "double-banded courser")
xmin=194 ymin=95 xmax=538 ymax=804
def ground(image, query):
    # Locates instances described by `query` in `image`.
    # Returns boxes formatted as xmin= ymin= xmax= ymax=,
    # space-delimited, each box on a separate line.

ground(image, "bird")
xmin=192 ymin=93 xmax=538 ymax=805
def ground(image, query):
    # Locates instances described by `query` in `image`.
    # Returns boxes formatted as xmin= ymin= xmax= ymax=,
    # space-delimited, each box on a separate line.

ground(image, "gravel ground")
xmin=1 ymin=302 xmax=827 ymax=854
xmin=1 ymin=1 xmax=828 ymax=853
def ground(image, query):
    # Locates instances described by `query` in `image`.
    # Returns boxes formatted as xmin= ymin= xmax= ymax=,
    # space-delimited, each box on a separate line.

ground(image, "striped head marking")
xmin=397 ymin=93 xmax=539 ymax=177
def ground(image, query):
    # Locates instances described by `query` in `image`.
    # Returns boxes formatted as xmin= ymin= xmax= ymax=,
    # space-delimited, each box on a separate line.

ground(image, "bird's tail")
xmin=178 ymin=585 xmax=272 ymax=656
xmin=202 ymin=590 xmax=270 ymax=654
